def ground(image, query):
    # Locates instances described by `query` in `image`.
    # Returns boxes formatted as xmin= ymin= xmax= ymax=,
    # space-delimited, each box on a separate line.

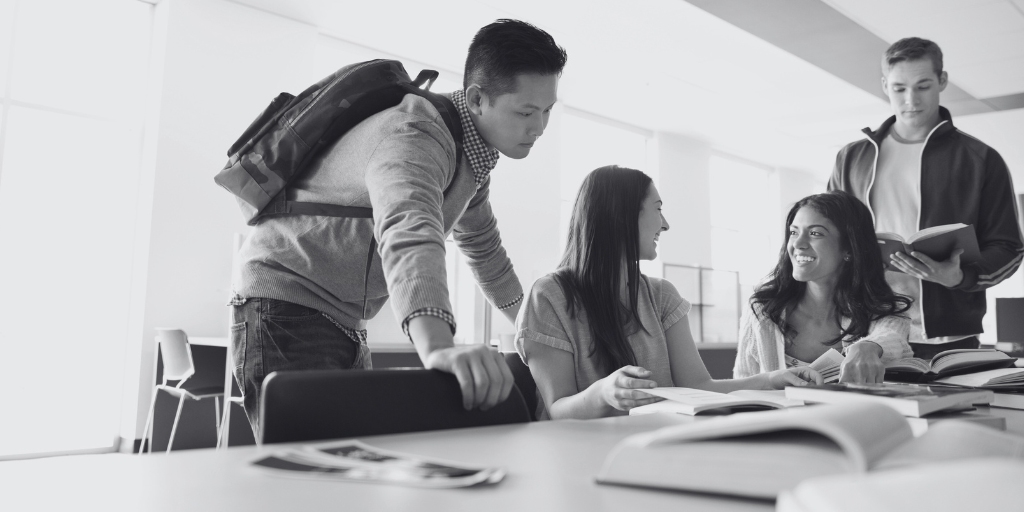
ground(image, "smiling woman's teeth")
xmin=795 ymin=255 xmax=816 ymax=263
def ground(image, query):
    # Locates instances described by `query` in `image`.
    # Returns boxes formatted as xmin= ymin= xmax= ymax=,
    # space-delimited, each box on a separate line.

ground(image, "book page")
xmin=729 ymin=389 xmax=805 ymax=407
xmin=874 ymin=421 xmax=1024 ymax=470
xmin=934 ymin=367 xmax=1024 ymax=387
xmin=620 ymin=402 xmax=913 ymax=471
xmin=639 ymin=387 xmax=746 ymax=408
xmin=808 ymin=349 xmax=844 ymax=383
xmin=906 ymin=223 xmax=967 ymax=244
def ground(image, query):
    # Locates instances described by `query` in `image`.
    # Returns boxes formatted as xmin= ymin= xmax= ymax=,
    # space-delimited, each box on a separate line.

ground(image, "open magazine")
xmin=251 ymin=440 xmax=505 ymax=488
xmin=597 ymin=402 xmax=1024 ymax=500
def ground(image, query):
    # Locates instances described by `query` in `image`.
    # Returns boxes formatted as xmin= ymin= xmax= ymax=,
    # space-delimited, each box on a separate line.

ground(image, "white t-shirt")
xmin=870 ymin=129 xmax=975 ymax=344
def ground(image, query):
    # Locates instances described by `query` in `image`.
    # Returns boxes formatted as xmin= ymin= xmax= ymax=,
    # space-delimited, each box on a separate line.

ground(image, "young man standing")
xmin=830 ymin=37 xmax=1023 ymax=361
xmin=229 ymin=19 xmax=567 ymax=433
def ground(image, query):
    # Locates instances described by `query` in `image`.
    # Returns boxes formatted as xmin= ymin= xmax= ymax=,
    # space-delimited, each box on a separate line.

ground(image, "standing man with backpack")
xmin=226 ymin=19 xmax=567 ymax=433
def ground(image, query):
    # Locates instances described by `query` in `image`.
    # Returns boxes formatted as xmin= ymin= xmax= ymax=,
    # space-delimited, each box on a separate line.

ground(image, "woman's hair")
xmin=751 ymin=190 xmax=911 ymax=345
xmin=553 ymin=166 xmax=653 ymax=375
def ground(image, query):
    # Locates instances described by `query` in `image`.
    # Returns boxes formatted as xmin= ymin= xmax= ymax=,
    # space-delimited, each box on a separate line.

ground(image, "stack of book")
xmin=883 ymin=348 xmax=1024 ymax=411
xmin=784 ymin=382 xmax=1005 ymax=435
xmin=883 ymin=348 xmax=1017 ymax=383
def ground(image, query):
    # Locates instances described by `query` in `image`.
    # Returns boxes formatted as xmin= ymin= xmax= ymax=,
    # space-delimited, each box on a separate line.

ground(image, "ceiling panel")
xmin=953 ymin=56 xmax=1024 ymax=97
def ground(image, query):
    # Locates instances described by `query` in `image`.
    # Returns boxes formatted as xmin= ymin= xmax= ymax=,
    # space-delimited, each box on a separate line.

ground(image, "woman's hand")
xmin=766 ymin=367 xmax=822 ymax=389
xmin=596 ymin=366 xmax=663 ymax=412
xmin=839 ymin=341 xmax=885 ymax=384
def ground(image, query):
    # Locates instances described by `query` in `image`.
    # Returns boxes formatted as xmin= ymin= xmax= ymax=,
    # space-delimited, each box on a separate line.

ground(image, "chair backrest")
xmin=155 ymin=328 xmax=195 ymax=384
xmin=997 ymin=298 xmax=1024 ymax=342
xmin=259 ymin=368 xmax=531 ymax=444
xmin=502 ymin=351 xmax=538 ymax=421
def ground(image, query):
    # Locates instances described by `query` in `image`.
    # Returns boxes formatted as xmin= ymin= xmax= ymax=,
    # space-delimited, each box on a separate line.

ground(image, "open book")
xmin=884 ymin=349 xmax=1016 ymax=382
xmin=597 ymin=402 xmax=1024 ymax=500
xmin=877 ymin=223 xmax=981 ymax=272
xmin=784 ymin=382 xmax=993 ymax=417
xmin=631 ymin=388 xmax=803 ymax=416
xmin=778 ymin=459 xmax=1024 ymax=512
xmin=933 ymin=367 xmax=1024 ymax=389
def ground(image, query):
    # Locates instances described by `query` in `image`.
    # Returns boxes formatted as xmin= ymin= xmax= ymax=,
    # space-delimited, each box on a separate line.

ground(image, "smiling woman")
xmin=735 ymin=191 xmax=914 ymax=385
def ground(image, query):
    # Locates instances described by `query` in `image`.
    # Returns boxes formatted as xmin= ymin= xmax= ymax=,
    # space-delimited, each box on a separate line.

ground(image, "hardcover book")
xmin=877 ymin=223 xmax=980 ymax=272
xmin=884 ymin=349 xmax=1016 ymax=383
xmin=783 ymin=382 xmax=993 ymax=417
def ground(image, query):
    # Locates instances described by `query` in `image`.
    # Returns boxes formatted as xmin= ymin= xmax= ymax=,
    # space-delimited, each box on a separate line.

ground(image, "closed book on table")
xmin=784 ymin=382 xmax=993 ymax=417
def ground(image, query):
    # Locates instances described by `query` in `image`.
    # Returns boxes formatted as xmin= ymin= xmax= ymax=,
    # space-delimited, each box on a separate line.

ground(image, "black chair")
xmin=503 ymin=352 xmax=539 ymax=421
xmin=259 ymin=368 xmax=531 ymax=444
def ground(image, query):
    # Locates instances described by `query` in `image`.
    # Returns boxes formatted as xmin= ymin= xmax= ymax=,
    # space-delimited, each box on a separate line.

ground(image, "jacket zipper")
xmin=915 ymin=120 xmax=949 ymax=340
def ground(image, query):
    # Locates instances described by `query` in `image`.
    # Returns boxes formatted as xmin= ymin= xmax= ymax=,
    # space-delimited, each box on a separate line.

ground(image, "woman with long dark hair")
xmin=734 ymin=191 xmax=912 ymax=383
xmin=515 ymin=166 xmax=820 ymax=420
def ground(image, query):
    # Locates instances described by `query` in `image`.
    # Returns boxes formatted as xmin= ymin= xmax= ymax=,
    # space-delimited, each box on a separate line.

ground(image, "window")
xmin=559 ymin=111 xmax=649 ymax=246
xmin=0 ymin=0 xmax=152 ymax=458
xmin=709 ymin=155 xmax=780 ymax=302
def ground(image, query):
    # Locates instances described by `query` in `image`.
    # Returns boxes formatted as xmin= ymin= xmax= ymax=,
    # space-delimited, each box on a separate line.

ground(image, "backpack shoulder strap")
xmin=267 ymin=91 xmax=466 ymax=221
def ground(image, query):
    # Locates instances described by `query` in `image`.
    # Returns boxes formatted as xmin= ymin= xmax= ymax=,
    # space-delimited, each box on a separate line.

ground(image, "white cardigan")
xmin=733 ymin=302 xmax=913 ymax=378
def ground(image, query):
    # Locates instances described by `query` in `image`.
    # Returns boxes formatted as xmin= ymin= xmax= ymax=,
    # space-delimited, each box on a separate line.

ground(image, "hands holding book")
xmin=889 ymin=248 xmax=965 ymax=288
xmin=596 ymin=366 xmax=666 ymax=413
xmin=766 ymin=367 xmax=823 ymax=388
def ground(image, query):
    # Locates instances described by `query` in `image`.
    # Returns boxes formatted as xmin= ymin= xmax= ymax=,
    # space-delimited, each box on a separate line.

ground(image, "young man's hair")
xmin=751 ymin=191 xmax=911 ymax=346
xmin=464 ymin=19 xmax=568 ymax=98
xmin=882 ymin=37 xmax=944 ymax=76
xmin=554 ymin=166 xmax=652 ymax=376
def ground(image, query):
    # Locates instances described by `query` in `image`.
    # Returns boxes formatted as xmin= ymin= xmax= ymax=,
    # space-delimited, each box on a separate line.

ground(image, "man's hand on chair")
xmin=409 ymin=315 xmax=514 ymax=410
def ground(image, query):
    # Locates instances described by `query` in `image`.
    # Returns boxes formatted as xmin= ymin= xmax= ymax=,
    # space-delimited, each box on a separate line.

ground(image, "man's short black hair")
xmin=464 ymin=19 xmax=567 ymax=97
xmin=883 ymin=37 xmax=944 ymax=76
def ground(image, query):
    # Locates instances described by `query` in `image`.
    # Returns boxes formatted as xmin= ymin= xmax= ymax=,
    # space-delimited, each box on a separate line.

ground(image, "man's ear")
xmin=938 ymin=70 xmax=948 ymax=92
xmin=465 ymin=84 xmax=486 ymax=115
xmin=880 ymin=75 xmax=888 ymax=95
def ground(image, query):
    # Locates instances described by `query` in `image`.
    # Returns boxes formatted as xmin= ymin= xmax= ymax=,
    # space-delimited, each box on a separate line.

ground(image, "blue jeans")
xmin=229 ymin=297 xmax=371 ymax=438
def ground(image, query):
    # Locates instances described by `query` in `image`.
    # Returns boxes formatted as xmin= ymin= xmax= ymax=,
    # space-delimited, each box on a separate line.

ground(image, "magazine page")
xmin=251 ymin=440 xmax=505 ymax=488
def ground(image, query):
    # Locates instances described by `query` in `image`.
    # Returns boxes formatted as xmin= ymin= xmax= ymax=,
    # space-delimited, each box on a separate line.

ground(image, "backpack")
xmin=214 ymin=59 xmax=464 ymax=226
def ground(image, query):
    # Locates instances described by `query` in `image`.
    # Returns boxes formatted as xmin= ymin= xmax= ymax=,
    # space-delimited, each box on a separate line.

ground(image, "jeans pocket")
xmin=263 ymin=313 xmax=358 ymax=371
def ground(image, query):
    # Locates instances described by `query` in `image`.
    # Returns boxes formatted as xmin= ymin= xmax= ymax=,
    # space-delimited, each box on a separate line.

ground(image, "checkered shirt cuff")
xmin=402 ymin=308 xmax=457 ymax=338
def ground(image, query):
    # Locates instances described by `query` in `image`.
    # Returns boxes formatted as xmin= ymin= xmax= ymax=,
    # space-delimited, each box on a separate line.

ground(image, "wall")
xmin=655 ymin=132 xmax=713 ymax=268
xmin=121 ymin=0 xmax=321 ymax=445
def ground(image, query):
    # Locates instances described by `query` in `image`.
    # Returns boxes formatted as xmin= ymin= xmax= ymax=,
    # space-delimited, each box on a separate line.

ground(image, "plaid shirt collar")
xmin=451 ymin=90 xmax=500 ymax=188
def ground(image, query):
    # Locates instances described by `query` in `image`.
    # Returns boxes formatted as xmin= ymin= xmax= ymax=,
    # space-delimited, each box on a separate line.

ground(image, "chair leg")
xmin=218 ymin=400 xmax=234 ymax=450
xmin=138 ymin=388 xmax=159 ymax=455
xmin=214 ymin=396 xmax=224 ymax=449
xmin=167 ymin=395 xmax=186 ymax=454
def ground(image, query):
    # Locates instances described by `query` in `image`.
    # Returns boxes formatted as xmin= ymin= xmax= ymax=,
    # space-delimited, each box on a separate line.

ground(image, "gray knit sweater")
xmin=233 ymin=94 xmax=523 ymax=330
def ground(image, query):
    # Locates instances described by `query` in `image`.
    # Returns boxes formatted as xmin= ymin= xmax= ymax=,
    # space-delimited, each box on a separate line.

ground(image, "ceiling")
xmin=228 ymin=0 xmax=1024 ymax=179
